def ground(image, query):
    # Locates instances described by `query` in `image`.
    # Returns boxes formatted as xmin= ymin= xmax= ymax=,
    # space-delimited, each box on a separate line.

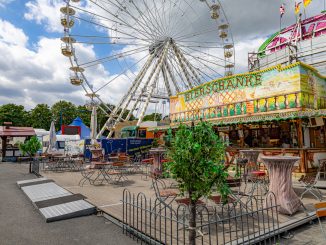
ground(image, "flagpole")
xmin=280 ymin=15 xmax=281 ymax=34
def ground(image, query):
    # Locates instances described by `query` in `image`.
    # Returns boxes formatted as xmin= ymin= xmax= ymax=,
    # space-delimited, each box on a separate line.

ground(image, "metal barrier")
xmin=31 ymin=158 xmax=41 ymax=176
xmin=122 ymin=189 xmax=280 ymax=245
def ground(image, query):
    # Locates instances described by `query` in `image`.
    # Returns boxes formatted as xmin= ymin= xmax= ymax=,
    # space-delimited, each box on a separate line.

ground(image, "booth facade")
xmin=169 ymin=62 xmax=326 ymax=174
xmin=0 ymin=123 xmax=36 ymax=162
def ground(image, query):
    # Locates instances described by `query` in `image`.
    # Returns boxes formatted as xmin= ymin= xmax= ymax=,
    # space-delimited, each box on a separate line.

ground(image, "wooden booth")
xmin=169 ymin=62 xmax=326 ymax=174
xmin=0 ymin=122 xmax=36 ymax=162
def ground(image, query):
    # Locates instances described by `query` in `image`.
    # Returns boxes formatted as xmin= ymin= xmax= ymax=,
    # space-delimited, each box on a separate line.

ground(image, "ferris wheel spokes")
xmin=61 ymin=0 xmax=235 ymax=138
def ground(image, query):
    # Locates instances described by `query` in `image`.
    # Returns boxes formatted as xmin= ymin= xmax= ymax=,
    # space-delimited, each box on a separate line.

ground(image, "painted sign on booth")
xmin=170 ymin=63 xmax=326 ymax=123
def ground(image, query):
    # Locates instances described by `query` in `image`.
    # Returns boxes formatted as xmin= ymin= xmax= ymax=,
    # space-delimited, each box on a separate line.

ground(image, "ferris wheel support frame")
xmin=106 ymin=40 xmax=170 ymax=137
xmin=96 ymin=54 xmax=155 ymax=137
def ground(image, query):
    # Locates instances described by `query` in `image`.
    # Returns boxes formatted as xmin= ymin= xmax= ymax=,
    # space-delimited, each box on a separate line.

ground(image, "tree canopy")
xmin=28 ymin=104 xmax=52 ymax=130
xmin=0 ymin=104 xmax=28 ymax=126
xmin=51 ymin=100 xmax=77 ymax=130
xmin=143 ymin=113 xmax=162 ymax=121
xmin=166 ymin=121 xmax=230 ymax=201
xmin=0 ymin=102 xmax=150 ymax=131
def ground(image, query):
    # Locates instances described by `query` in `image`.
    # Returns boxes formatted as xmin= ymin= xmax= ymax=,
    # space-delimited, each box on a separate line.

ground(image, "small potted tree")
xmin=19 ymin=136 xmax=42 ymax=173
xmin=165 ymin=121 xmax=230 ymax=245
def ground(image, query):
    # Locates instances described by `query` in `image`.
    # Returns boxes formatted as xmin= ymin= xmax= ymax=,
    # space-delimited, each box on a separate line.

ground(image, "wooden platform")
xmin=17 ymin=178 xmax=96 ymax=222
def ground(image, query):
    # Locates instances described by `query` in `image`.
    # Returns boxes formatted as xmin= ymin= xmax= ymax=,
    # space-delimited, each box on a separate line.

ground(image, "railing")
xmin=248 ymin=35 xmax=326 ymax=72
xmin=170 ymin=91 xmax=326 ymax=124
xmin=122 ymin=189 xmax=280 ymax=245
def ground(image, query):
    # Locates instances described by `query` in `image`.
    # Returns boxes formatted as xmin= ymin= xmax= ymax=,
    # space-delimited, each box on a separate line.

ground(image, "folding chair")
xmin=152 ymin=178 xmax=178 ymax=216
xmin=141 ymin=156 xmax=154 ymax=180
xmin=314 ymin=202 xmax=326 ymax=241
xmin=243 ymin=160 xmax=268 ymax=201
xmin=108 ymin=162 xmax=129 ymax=184
xmin=130 ymin=153 xmax=143 ymax=173
xmin=79 ymin=164 xmax=96 ymax=186
xmin=90 ymin=149 xmax=104 ymax=162
xmin=299 ymin=164 xmax=323 ymax=201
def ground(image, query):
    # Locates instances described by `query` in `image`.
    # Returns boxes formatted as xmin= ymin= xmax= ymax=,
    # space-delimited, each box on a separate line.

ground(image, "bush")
xmin=19 ymin=136 xmax=42 ymax=157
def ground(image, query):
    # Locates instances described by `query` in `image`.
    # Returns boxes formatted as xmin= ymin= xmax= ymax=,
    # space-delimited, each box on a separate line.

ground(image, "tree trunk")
xmin=188 ymin=198 xmax=197 ymax=245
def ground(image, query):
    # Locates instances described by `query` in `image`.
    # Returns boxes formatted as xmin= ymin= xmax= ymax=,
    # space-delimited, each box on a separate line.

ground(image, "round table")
xmin=240 ymin=149 xmax=261 ymax=164
xmin=149 ymin=148 xmax=166 ymax=171
xmin=261 ymin=156 xmax=302 ymax=215
xmin=239 ymin=149 xmax=262 ymax=182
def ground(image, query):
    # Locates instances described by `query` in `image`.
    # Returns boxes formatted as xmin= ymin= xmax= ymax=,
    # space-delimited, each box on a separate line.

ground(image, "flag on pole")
xmin=295 ymin=2 xmax=302 ymax=15
xmin=280 ymin=4 xmax=285 ymax=18
xmin=303 ymin=0 xmax=312 ymax=8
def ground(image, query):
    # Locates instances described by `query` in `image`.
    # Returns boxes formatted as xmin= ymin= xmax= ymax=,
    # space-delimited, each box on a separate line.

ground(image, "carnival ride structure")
xmin=248 ymin=12 xmax=326 ymax=75
xmin=60 ymin=0 xmax=235 ymax=138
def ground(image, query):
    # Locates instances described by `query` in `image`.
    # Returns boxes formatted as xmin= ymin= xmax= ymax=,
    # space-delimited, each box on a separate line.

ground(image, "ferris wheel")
xmin=60 ymin=0 xmax=235 ymax=138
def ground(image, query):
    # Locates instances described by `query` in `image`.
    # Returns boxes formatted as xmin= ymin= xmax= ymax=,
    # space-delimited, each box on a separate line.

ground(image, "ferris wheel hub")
xmin=149 ymin=38 xmax=172 ymax=55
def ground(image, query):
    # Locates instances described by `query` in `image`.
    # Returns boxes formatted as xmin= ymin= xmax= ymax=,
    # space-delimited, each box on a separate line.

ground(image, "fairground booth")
xmin=0 ymin=122 xmax=36 ymax=162
xmin=169 ymin=62 xmax=326 ymax=174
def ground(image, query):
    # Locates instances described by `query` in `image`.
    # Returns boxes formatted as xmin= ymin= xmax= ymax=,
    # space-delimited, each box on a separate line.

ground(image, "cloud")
xmin=222 ymin=0 xmax=324 ymax=41
xmin=0 ymin=0 xmax=14 ymax=8
xmin=0 ymin=19 xmax=28 ymax=46
xmin=24 ymin=0 xmax=63 ymax=33
xmin=234 ymin=37 xmax=266 ymax=72
xmin=0 ymin=18 xmax=115 ymax=109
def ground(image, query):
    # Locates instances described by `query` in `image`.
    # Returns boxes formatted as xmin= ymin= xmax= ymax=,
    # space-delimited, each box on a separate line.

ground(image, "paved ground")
xmin=280 ymin=221 xmax=326 ymax=245
xmin=0 ymin=163 xmax=136 ymax=245
xmin=2 ymin=163 xmax=326 ymax=245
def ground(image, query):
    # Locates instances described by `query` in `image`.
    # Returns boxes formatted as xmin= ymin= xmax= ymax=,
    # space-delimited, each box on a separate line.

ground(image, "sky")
xmin=0 ymin=0 xmax=324 ymax=111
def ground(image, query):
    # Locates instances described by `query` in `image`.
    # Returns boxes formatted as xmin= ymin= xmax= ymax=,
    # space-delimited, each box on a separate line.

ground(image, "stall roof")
xmin=147 ymin=125 xmax=175 ymax=132
xmin=121 ymin=126 xmax=138 ymax=131
xmin=0 ymin=126 xmax=35 ymax=137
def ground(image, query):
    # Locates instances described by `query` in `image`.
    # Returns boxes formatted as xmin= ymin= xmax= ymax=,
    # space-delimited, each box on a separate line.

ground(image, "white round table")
xmin=261 ymin=156 xmax=302 ymax=215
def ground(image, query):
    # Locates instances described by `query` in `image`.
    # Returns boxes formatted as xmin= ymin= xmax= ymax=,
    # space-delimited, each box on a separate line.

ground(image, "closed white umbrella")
xmin=48 ymin=121 xmax=57 ymax=153
xmin=90 ymin=106 xmax=97 ymax=143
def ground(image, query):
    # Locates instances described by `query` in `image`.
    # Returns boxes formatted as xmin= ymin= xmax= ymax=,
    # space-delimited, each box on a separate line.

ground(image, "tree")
xmin=143 ymin=113 xmax=162 ymax=121
xmin=0 ymin=104 xmax=28 ymax=126
xmin=51 ymin=100 xmax=77 ymax=130
xmin=19 ymin=136 xmax=42 ymax=157
xmin=19 ymin=136 xmax=42 ymax=173
xmin=76 ymin=105 xmax=91 ymax=127
xmin=166 ymin=121 xmax=230 ymax=245
xmin=28 ymin=104 xmax=52 ymax=130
